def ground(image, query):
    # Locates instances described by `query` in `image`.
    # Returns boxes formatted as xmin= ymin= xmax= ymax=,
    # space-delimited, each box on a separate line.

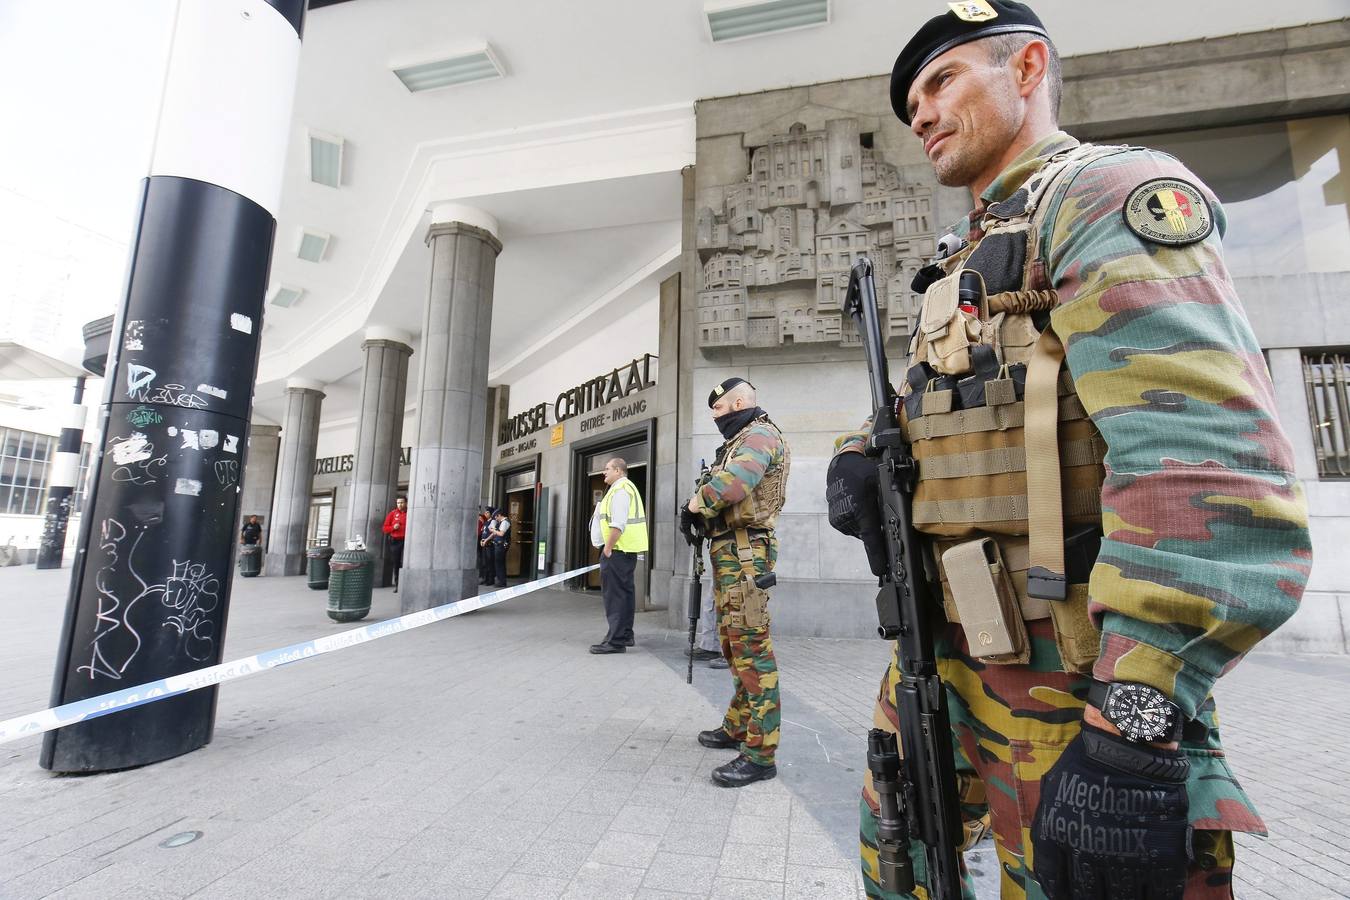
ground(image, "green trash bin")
xmin=307 ymin=546 xmax=335 ymax=590
xmin=328 ymin=545 xmax=374 ymax=622
xmin=238 ymin=544 xmax=262 ymax=578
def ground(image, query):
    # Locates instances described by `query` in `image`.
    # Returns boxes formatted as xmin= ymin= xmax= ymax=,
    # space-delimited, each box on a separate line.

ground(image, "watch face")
xmin=1103 ymin=683 xmax=1176 ymax=742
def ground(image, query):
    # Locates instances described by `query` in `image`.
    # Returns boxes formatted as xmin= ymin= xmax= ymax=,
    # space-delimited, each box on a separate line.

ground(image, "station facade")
xmin=229 ymin=18 xmax=1350 ymax=652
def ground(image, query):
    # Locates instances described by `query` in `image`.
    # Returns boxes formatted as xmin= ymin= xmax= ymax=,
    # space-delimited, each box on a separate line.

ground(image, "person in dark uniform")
xmin=239 ymin=515 xmax=263 ymax=547
xmin=487 ymin=508 xmax=510 ymax=588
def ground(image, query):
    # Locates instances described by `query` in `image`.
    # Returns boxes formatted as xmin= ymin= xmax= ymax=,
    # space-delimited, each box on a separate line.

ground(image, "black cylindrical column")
xmin=42 ymin=0 xmax=306 ymax=773
xmin=36 ymin=377 xmax=88 ymax=570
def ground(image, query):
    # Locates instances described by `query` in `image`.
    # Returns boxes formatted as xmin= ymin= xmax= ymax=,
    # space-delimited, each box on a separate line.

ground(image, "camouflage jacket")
xmin=693 ymin=415 xmax=789 ymax=527
xmin=837 ymin=132 xmax=1312 ymax=719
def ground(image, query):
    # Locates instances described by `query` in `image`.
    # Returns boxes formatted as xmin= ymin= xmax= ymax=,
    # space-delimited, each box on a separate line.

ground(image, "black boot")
xmin=697 ymin=728 xmax=738 ymax=749
xmin=711 ymin=754 xmax=776 ymax=788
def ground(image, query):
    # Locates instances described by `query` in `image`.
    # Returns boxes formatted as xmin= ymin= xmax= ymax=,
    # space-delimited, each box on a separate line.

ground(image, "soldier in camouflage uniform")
xmin=826 ymin=3 xmax=1312 ymax=898
xmin=686 ymin=377 xmax=791 ymax=788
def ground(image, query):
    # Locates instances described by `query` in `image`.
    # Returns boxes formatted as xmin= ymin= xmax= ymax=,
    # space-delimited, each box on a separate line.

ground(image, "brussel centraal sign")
xmin=497 ymin=353 xmax=656 ymax=445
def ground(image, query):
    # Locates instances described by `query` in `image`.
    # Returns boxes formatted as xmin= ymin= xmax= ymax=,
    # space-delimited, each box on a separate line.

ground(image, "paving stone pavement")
xmin=0 ymin=563 xmax=1345 ymax=898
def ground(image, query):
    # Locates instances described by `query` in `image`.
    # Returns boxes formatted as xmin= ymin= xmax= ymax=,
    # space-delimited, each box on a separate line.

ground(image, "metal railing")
xmin=1303 ymin=352 xmax=1350 ymax=479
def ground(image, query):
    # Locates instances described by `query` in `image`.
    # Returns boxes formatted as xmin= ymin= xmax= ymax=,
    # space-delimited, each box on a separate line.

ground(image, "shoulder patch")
xmin=1122 ymin=178 xmax=1214 ymax=246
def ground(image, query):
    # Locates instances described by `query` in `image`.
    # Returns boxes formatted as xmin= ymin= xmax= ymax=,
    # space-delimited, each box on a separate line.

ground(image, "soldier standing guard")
xmin=685 ymin=377 xmax=791 ymax=788
xmin=827 ymin=2 xmax=1312 ymax=897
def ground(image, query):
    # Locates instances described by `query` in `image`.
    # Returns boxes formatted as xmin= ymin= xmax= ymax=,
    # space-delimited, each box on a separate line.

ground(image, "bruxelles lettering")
xmin=314 ymin=446 xmax=412 ymax=475
xmin=496 ymin=353 xmax=657 ymax=445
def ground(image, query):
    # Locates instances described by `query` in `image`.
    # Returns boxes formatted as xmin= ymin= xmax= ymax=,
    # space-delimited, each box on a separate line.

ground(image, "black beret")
xmin=708 ymin=377 xmax=752 ymax=409
xmin=890 ymin=1 xmax=1049 ymax=125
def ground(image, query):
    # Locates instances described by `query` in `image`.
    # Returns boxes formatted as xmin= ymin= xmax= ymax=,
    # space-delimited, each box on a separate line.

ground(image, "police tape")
xmin=0 ymin=564 xmax=599 ymax=746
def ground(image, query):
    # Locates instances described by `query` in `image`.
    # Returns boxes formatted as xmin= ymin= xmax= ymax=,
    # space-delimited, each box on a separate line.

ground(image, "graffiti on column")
xmin=695 ymin=115 xmax=938 ymax=348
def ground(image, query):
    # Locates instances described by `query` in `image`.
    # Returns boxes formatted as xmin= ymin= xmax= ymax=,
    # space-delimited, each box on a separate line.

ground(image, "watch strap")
xmin=1081 ymin=725 xmax=1191 ymax=783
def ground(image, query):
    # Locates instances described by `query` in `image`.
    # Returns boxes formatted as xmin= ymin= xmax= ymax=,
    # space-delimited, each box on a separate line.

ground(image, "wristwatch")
xmin=1087 ymin=680 xmax=1183 ymax=744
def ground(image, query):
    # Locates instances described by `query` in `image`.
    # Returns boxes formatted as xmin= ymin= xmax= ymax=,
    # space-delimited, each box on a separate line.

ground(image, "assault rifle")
xmin=679 ymin=460 xmax=711 ymax=684
xmin=844 ymin=256 xmax=962 ymax=899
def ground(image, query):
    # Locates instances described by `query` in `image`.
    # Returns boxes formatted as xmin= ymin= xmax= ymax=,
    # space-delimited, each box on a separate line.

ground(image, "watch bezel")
xmin=1097 ymin=681 xmax=1180 ymax=743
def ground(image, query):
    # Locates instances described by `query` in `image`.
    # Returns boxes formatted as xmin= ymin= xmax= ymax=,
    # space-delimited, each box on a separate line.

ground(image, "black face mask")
xmin=714 ymin=406 xmax=763 ymax=440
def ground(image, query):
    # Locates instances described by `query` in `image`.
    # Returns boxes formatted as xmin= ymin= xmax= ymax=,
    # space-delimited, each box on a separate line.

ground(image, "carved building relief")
xmin=696 ymin=115 xmax=938 ymax=349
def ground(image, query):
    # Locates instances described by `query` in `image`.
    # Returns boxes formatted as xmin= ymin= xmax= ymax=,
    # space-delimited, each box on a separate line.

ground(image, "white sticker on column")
xmin=197 ymin=384 xmax=228 ymax=400
xmin=167 ymin=426 xmax=178 ymax=437
xmin=174 ymin=478 xmax=202 ymax=496
xmin=111 ymin=433 xmax=153 ymax=465
xmin=223 ymin=435 xmax=239 ymax=454
xmin=181 ymin=430 xmax=199 ymax=450
xmin=200 ymin=430 xmax=219 ymax=449
xmin=230 ymin=314 xmax=253 ymax=334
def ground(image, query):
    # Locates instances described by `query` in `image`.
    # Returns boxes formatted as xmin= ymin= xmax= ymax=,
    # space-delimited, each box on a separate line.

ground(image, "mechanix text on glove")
xmin=1032 ymin=725 xmax=1191 ymax=900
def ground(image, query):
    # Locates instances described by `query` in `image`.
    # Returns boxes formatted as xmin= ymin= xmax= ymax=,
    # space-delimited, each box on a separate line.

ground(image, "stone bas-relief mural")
xmin=696 ymin=114 xmax=938 ymax=348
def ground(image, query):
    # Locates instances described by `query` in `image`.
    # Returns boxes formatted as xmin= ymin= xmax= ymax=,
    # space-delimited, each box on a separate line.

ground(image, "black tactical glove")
xmin=825 ymin=452 xmax=888 ymax=577
xmin=1032 ymin=724 xmax=1191 ymax=900
xmin=678 ymin=506 xmax=705 ymax=547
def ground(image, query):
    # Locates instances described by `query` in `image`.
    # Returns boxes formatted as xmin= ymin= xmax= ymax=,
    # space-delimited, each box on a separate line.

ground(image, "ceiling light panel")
xmin=308 ymin=131 xmax=344 ymax=188
xmin=705 ymin=0 xmax=829 ymax=43
xmin=392 ymin=45 xmax=505 ymax=93
xmin=270 ymin=285 xmax=304 ymax=309
xmin=296 ymin=229 xmax=331 ymax=263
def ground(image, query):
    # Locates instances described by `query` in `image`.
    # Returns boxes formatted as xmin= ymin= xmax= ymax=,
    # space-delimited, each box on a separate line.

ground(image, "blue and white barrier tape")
xmin=0 ymin=564 xmax=598 ymax=745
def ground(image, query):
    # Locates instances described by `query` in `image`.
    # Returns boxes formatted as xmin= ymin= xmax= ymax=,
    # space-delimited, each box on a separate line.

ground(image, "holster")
xmin=722 ymin=527 xmax=771 ymax=629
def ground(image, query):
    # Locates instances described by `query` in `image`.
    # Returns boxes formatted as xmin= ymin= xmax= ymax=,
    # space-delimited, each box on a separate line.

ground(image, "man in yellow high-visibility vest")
xmin=589 ymin=457 xmax=648 ymax=654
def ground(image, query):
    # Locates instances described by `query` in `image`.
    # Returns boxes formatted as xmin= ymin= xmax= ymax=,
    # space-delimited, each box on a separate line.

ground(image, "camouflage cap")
xmin=891 ymin=1 xmax=1049 ymax=124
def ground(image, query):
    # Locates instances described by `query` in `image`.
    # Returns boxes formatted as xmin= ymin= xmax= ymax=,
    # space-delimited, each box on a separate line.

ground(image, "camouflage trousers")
xmin=862 ymin=618 xmax=1250 ymax=899
xmin=711 ymin=531 xmax=781 ymax=766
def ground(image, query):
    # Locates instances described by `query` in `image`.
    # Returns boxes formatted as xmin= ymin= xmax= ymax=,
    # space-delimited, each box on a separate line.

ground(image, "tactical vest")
xmin=706 ymin=415 xmax=791 ymax=539
xmin=901 ymin=143 xmax=1127 ymax=674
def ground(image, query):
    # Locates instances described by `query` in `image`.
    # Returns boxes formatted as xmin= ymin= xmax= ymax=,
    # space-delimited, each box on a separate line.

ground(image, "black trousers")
xmin=492 ymin=540 xmax=508 ymax=586
xmin=599 ymin=549 xmax=637 ymax=645
xmin=387 ymin=538 xmax=404 ymax=585
xmin=478 ymin=543 xmax=493 ymax=582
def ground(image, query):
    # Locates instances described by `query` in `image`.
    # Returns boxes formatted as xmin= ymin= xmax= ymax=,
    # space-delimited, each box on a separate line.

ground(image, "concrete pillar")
xmin=401 ymin=204 xmax=502 ymax=612
xmin=649 ymin=271 xmax=681 ymax=610
xmin=1268 ymin=348 xmax=1321 ymax=482
xmin=266 ymin=378 xmax=325 ymax=575
xmin=482 ymin=385 xmax=509 ymax=505
xmin=348 ymin=327 xmax=413 ymax=586
xmin=241 ymin=422 xmax=282 ymax=522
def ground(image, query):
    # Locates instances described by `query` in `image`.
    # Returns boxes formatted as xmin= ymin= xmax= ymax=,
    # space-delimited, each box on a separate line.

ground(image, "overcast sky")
xmin=0 ymin=0 xmax=174 ymax=375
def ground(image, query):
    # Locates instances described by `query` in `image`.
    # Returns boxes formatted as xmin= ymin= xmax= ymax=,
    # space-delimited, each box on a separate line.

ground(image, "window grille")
xmin=1304 ymin=352 xmax=1350 ymax=479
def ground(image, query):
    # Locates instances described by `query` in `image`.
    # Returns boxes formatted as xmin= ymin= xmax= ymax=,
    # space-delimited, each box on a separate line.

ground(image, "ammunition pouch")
xmin=935 ymin=528 xmax=1102 ymax=672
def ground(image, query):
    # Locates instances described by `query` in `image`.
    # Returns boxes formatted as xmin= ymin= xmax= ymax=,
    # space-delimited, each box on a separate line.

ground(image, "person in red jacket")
xmin=381 ymin=497 xmax=408 ymax=593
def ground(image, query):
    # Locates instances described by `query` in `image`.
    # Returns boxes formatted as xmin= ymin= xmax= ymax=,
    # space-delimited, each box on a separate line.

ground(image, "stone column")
xmin=401 ymin=204 xmax=502 ymax=612
xmin=348 ymin=327 xmax=413 ymax=586
xmin=241 ymin=422 xmax=282 ymax=522
xmin=482 ymin=385 xmax=509 ymax=505
xmin=266 ymin=378 xmax=325 ymax=576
